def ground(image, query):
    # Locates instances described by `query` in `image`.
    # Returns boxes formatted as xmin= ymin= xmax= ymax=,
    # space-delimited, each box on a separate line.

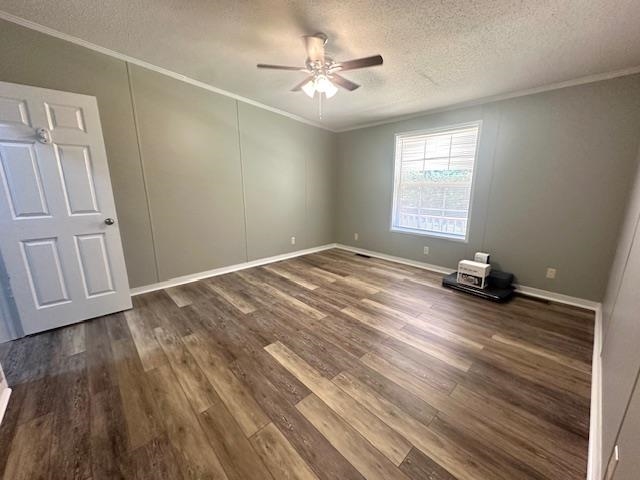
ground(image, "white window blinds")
xmin=391 ymin=123 xmax=480 ymax=240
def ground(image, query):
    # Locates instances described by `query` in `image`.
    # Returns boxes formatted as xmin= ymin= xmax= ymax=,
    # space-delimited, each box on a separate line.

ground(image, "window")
xmin=391 ymin=122 xmax=481 ymax=241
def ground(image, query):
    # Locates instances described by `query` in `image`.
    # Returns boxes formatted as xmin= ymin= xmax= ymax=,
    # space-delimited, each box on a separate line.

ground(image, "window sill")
xmin=390 ymin=226 xmax=469 ymax=243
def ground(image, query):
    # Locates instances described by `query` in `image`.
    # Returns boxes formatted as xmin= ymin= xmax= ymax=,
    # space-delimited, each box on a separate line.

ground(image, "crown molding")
xmin=336 ymin=65 xmax=640 ymax=132
xmin=0 ymin=10 xmax=334 ymax=132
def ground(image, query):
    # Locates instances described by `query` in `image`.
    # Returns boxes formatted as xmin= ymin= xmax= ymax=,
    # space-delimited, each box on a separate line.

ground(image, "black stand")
xmin=442 ymin=272 xmax=514 ymax=302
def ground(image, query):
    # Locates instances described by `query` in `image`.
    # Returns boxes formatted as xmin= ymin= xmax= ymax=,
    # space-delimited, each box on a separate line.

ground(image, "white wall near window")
xmin=390 ymin=121 xmax=481 ymax=241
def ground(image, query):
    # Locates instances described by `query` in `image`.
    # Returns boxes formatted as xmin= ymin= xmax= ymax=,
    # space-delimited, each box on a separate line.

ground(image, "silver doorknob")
xmin=104 ymin=218 xmax=115 ymax=225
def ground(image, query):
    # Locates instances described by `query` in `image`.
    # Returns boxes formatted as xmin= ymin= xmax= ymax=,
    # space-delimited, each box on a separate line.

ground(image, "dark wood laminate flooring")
xmin=0 ymin=248 xmax=593 ymax=479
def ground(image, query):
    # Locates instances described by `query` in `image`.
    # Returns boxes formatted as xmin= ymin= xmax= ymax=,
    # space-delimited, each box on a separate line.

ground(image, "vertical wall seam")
xmin=235 ymin=101 xmax=250 ymax=262
xmin=480 ymin=108 xmax=504 ymax=252
xmin=304 ymin=138 xmax=309 ymax=250
xmin=603 ymin=208 xmax=640 ymax=349
xmin=126 ymin=61 xmax=161 ymax=282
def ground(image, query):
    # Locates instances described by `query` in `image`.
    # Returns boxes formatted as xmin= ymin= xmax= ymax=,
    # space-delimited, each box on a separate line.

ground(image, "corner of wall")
xmin=587 ymin=304 xmax=603 ymax=480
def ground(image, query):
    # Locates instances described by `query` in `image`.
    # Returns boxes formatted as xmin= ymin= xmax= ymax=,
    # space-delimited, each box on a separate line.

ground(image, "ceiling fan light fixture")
xmin=308 ymin=75 xmax=338 ymax=98
xmin=320 ymin=77 xmax=338 ymax=98
xmin=301 ymin=80 xmax=316 ymax=98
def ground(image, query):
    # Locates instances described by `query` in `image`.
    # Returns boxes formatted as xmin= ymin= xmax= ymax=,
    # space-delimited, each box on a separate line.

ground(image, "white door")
xmin=0 ymin=81 xmax=131 ymax=335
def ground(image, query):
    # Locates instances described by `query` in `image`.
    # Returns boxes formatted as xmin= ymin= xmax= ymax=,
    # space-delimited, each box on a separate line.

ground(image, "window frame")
xmin=389 ymin=120 xmax=482 ymax=243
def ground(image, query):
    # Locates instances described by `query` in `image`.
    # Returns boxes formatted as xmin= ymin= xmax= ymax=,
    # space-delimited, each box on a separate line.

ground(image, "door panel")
xmin=0 ymin=141 xmax=50 ymax=218
xmin=55 ymin=144 xmax=100 ymax=214
xmin=0 ymin=80 xmax=131 ymax=335
xmin=20 ymin=238 xmax=70 ymax=307
xmin=0 ymin=96 xmax=31 ymax=127
xmin=74 ymin=233 xmax=115 ymax=297
xmin=45 ymin=102 xmax=86 ymax=132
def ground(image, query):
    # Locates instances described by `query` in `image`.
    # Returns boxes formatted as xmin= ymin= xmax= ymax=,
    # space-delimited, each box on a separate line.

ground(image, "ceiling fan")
xmin=257 ymin=32 xmax=383 ymax=99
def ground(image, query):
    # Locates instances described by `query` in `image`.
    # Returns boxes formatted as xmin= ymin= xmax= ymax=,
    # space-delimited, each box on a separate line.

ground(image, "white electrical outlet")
xmin=290 ymin=236 xmax=296 ymax=245
xmin=546 ymin=267 xmax=557 ymax=279
xmin=354 ymin=232 xmax=359 ymax=241
xmin=423 ymin=246 xmax=429 ymax=255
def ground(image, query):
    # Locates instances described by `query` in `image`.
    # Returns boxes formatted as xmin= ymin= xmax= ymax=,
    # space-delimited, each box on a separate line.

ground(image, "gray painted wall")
xmin=129 ymin=65 xmax=247 ymax=280
xmin=336 ymin=75 xmax=640 ymax=301
xmin=600 ymin=144 xmax=640 ymax=476
xmin=611 ymin=377 xmax=640 ymax=479
xmin=0 ymin=19 xmax=156 ymax=288
xmin=239 ymin=102 xmax=336 ymax=260
xmin=0 ymin=19 xmax=336 ymax=295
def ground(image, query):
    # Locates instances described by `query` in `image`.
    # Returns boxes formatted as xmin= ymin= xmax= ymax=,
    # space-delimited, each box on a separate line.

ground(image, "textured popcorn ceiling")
xmin=1 ymin=0 xmax=640 ymax=130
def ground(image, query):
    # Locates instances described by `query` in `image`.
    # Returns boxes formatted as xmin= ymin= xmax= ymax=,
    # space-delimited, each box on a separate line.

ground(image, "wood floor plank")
xmin=334 ymin=275 xmax=381 ymax=295
xmin=247 ymin=308 xmax=353 ymax=379
xmin=60 ymin=322 xmax=87 ymax=357
xmin=266 ymin=341 xmax=413 ymax=465
xmin=263 ymin=264 xmax=319 ymax=290
xmin=124 ymin=309 xmax=167 ymax=372
xmin=227 ymin=354 xmax=366 ymax=480
xmin=360 ymin=299 xmax=418 ymax=324
xmin=128 ymin=435 xmax=184 ymax=480
xmin=199 ymin=392 xmax=274 ymax=480
xmin=165 ymin=285 xmax=193 ymax=307
xmin=491 ymin=332 xmax=591 ymax=373
xmin=187 ymin=302 xmax=312 ymax=406
xmin=286 ymin=260 xmax=342 ymax=284
xmin=49 ymin=353 xmax=91 ymax=480
xmin=111 ymin=337 xmax=163 ymax=451
xmin=464 ymin=359 xmax=590 ymax=438
xmin=373 ymin=342 xmax=461 ymax=393
xmin=205 ymin=280 xmax=257 ymax=314
xmin=399 ymin=448 xmax=458 ymax=480
xmin=0 ymin=383 xmax=27 ymax=474
xmin=367 ymin=290 xmax=433 ymax=317
xmin=331 ymin=371 xmax=501 ymax=480
xmin=347 ymin=362 xmax=438 ymax=426
xmin=2 ymin=413 xmax=53 ymax=480
xmin=154 ymin=327 xmax=216 ymax=413
xmin=362 ymin=351 xmax=586 ymax=476
xmin=15 ymin=334 xmax=61 ymax=425
xmin=347 ymin=308 xmax=473 ymax=372
xmin=238 ymin=272 xmax=327 ymax=319
xmin=297 ymin=394 xmax=411 ymax=480
xmin=90 ymin=387 xmax=131 ymax=480
xmin=250 ymin=423 xmax=320 ymax=480
xmin=403 ymin=315 xmax=485 ymax=350
xmin=147 ymin=364 xmax=228 ymax=479
xmin=427 ymin=415 xmax=547 ymax=480
xmin=476 ymin=343 xmax=591 ymax=398
xmin=183 ymin=332 xmax=270 ymax=437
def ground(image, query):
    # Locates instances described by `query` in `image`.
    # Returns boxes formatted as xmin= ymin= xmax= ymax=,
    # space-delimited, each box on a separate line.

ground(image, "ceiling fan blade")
xmin=257 ymin=64 xmax=306 ymax=71
xmin=333 ymin=55 xmax=383 ymax=71
xmin=291 ymin=75 xmax=314 ymax=92
xmin=331 ymin=74 xmax=360 ymax=91
xmin=303 ymin=33 xmax=327 ymax=63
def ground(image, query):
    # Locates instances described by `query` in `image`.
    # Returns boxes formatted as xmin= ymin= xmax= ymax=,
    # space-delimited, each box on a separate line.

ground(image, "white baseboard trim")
xmin=130 ymin=243 xmax=338 ymax=296
xmin=513 ymin=285 xmax=600 ymax=311
xmin=335 ymin=244 xmax=456 ymax=276
xmin=132 ymin=240 xmax=600 ymax=311
xmin=587 ymin=304 xmax=603 ymax=480
xmin=0 ymin=387 xmax=11 ymax=425
xmin=335 ymin=243 xmax=599 ymax=311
